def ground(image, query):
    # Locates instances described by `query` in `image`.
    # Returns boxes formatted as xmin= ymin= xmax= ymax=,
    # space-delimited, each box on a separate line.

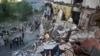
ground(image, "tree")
xmin=0 ymin=0 xmax=16 ymax=22
xmin=16 ymin=1 xmax=33 ymax=21
xmin=0 ymin=4 xmax=4 ymax=17
xmin=1 ymin=0 xmax=14 ymax=17
xmin=0 ymin=0 xmax=33 ymax=22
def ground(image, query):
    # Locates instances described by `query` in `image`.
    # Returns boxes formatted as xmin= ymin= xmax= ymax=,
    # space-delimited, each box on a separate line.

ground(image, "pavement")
xmin=0 ymin=0 xmax=43 ymax=56
xmin=0 ymin=26 xmax=40 ymax=56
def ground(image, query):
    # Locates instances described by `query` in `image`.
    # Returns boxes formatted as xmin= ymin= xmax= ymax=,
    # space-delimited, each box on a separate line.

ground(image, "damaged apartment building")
xmin=0 ymin=0 xmax=100 ymax=56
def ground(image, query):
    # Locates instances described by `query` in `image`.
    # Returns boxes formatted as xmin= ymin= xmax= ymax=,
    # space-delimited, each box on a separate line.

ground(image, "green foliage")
xmin=0 ymin=0 xmax=33 ymax=22
xmin=0 ymin=0 xmax=16 ymax=22
xmin=16 ymin=1 xmax=32 ymax=15
xmin=16 ymin=1 xmax=33 ymax=21
xmin=2 ymin=0 xmax=14 ymax=16
xmin=0 ymin=4 xmax=4 ymax=17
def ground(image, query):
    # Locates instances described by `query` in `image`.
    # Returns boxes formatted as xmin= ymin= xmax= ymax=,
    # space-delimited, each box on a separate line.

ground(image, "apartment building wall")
xmin=54 ymin=0 xmax=100 ymax=8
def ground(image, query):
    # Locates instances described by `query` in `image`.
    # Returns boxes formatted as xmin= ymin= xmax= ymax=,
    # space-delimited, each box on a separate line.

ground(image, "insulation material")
xmin=52 ymin=4 xmax=59 ymax=20
xmin=59 ymin=5 xmax=72 ymax=20
xmin=65 ymin=6 xmax=72 ymax=20
xmin=52 ymin=4 xmax=59 ymax=15
xmin=52 ymin=4 xmax=71 ymax=20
